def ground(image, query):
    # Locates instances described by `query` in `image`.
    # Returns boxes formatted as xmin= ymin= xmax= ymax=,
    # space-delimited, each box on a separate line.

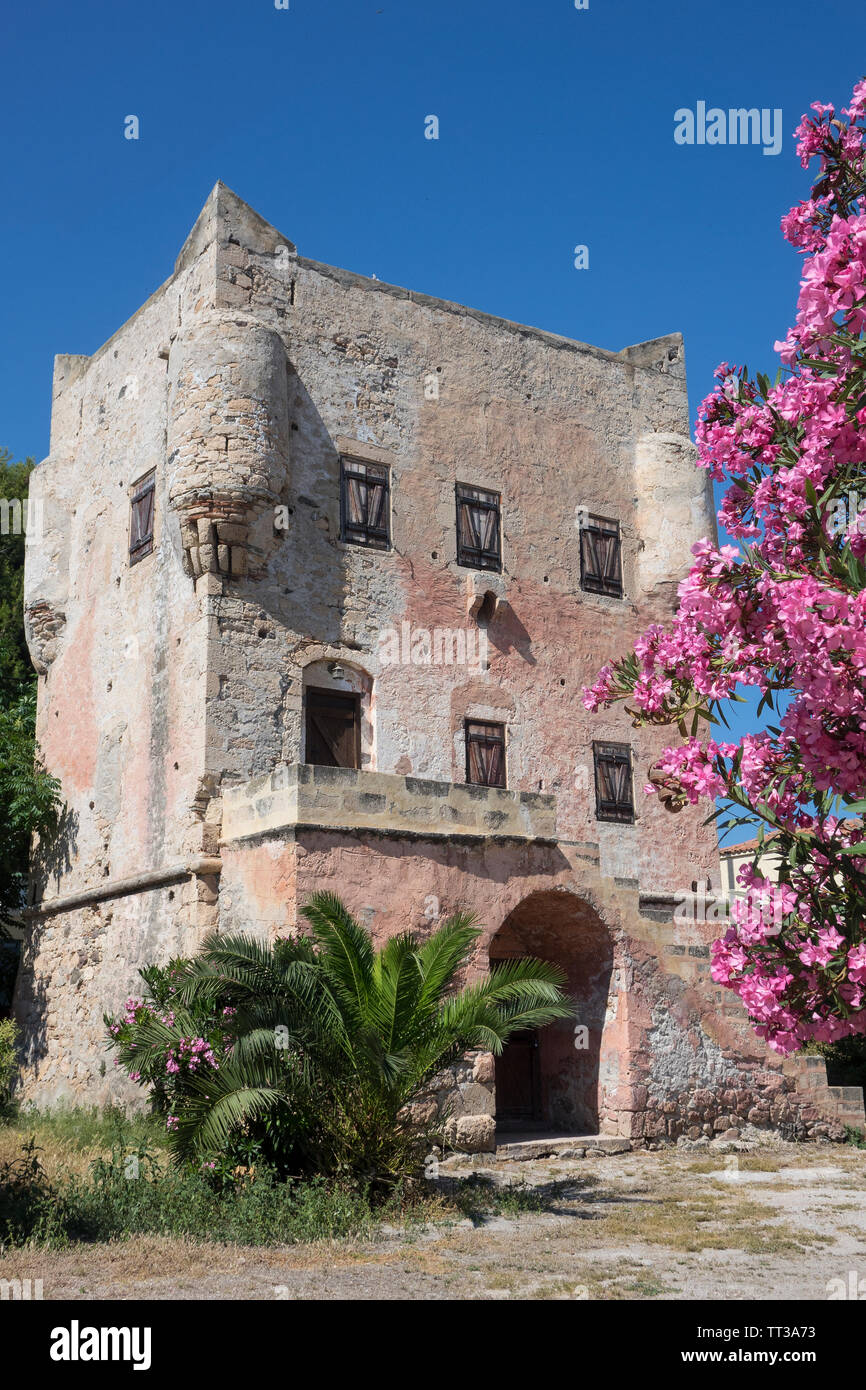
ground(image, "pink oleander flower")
xmin=848 ymin=944 xmax=866 ymax=984
xmin=587 ymin=77 xmax=866 ymax=1057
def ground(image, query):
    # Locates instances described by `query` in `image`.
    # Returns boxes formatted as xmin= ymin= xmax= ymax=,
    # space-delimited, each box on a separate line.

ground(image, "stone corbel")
xmin=465 ymin=572 xmax=507 ymax=626
xmin=647 ymin=762 xmax=688 ymax=813
xmin=24 ymin=602 xmax=67 ymax=675
xmin=174 ymin=490 xmax=275 ymax=583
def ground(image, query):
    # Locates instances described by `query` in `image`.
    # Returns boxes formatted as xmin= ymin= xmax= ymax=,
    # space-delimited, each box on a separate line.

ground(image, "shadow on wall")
xmin=0 ymin=939 xmax=21 ymax=1018
xmin=29 ymin=804 xmax=78 ymax=907
xmin=255 ymin=371 xmax=355 ymax=652
xmin=291 ymin=833 xmax=575 ymax=938
xmin=487 ymin=603 xmax=536 ymax=665
xmin=10 ymin=938 xmax=49 ymax=1079
xmin=490 ymin=888 xmax=613 ymax=1134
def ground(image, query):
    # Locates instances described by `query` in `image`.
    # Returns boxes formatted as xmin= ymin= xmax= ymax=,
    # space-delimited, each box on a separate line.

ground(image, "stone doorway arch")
xmin=489 ymin=889 xmax=614 ymax=1135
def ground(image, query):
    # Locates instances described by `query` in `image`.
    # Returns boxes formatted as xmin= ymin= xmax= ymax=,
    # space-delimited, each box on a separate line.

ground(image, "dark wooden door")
xmin=495 ymin=1029 xmax=541 ymax=1124
xmin=305 ymin=688 xmax=361 ymax=768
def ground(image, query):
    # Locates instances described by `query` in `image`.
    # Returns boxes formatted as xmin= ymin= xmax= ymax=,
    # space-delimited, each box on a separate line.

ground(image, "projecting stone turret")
xmin=166 ymin=312 xmax=289 ymax=582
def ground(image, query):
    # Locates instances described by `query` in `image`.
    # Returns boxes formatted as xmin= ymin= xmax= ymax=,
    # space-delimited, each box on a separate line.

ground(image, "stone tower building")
xmin=15 ymin=184 xmax=863 ymax=1148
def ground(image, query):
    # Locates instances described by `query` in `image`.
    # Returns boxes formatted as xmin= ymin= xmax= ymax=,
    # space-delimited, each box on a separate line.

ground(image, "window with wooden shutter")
xmin=129 ymin=471 xmax=155 ymax=566
xmin=340 ymin=458 xmax=390 ymax=548
xmin=305 ymin=688 xmax=361 ymax=768
xmin=593 ymin=741 xmax=634 ymax=822
xmin=580 ymin=514 xmax=622 ymax=597
xmin=456 ymin=484 xmax=501 ymax=571
xmin=465 ymin=720 xmax=506 ymax=788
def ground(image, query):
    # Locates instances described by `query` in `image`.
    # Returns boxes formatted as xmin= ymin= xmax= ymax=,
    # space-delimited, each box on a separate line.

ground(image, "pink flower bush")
xmin=104 ymin=957 xmax=235 ymax=1118
xmin=585 ymin=79 xmax=866 ymax=1056
xmin=165 ymin=1036 xmax=219 ymax=1077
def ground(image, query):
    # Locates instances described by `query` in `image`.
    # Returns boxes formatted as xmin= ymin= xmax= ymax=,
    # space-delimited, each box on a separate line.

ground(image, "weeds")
xmin=0 ymin=1120 xmax=543 ymax=1251
xmin=0 ymin=1134 xmax=383 ymax=1250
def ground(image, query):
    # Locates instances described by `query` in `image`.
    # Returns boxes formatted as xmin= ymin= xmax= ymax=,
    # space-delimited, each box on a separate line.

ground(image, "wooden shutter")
xmin=456 ymin=484 xmax=501 ymax=570
xmin=129 ymin=471 xmax=155 ymax=565
xmin=593 ymin=742 xmax=633 ymax=821
xmin=465 ymin=721 xmax=506 ymax=788
xmin=580 ymin=515 xmax=622 ymax=596
xmin=305 ymin=689 xmax=361 ymax=768
xmin=340 ymin=459 xmax=390 ymax=547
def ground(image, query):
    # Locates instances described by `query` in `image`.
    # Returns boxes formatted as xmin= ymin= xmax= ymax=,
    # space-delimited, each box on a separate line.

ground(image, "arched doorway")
xmin=301 ymin=658 xmax=374 ymax=769
xmin=489 ymin=889 xmax=614 ymax=1135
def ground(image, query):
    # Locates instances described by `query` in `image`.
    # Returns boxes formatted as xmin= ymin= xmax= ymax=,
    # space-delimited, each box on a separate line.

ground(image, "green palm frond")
xmin=179 ymin=932 xmax=310 ymax=998
xmin=170 ymin=1067 xmax=287 ymax=1163
xmin=486 ymin=955 xmax=569 ymax=996
xmin=415 ymin=913 xmax=481 ymax=1012
xmin=370 ymin=933 xmax=426 ymax=1049
xmin=438 ymin=966 xmax=575 ymax=1053
xmin=300 ymin=891 xmax=374 ymax=1027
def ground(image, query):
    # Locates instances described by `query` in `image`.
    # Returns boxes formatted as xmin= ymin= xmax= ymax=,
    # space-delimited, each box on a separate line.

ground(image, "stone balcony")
xmin=221 ymin=763 xmax=557 ymax=844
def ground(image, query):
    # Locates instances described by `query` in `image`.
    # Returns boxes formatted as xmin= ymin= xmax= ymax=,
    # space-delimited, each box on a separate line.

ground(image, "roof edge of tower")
xmin=174 ymin=181 xmax=296 ymax=276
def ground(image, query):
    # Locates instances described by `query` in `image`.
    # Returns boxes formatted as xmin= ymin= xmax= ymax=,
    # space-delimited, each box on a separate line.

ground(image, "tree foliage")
xmin=0 ymin=691 xmax=61 ymax=932
xmin=0 ymin=450 xmax=36 ymax=705
xmin=0 ymin=451 xmax=62 ymax=950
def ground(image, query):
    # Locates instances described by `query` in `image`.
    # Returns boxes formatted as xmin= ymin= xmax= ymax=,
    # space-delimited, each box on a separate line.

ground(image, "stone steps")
xmin=494 ymin=1134 xmax=632 ymax=1161
xmin=785 ymin=1054 xmax=866 ymax=1132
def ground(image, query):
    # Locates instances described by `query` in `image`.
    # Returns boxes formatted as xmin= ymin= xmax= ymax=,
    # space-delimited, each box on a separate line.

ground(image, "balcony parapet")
xmin=221 ymin=764 xmax=557 ymax=844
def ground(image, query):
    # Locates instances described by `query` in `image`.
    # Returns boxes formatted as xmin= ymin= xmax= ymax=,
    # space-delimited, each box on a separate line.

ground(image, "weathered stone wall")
xmin=222 ymin=763 xmax=557 ymax=841
xmin=14 ymin=224 xmax=223 ymax=1100
xmin=199 ymin=181 xmax=720 ymax=895
xmin=14 ymin=884 xmax=203 ymax=1107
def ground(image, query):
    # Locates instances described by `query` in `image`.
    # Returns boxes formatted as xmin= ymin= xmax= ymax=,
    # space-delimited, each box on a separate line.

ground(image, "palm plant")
xmin=291 ymin=893 xmax=573 ymax=1180
xmin=107 ymin=892 xmax=573 ymax=1184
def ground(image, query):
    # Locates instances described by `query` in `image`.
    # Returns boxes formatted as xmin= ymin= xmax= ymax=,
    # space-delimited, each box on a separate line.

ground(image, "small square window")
xmin=580 ymin=514 xmax=622 ymax=597
xmin=129 ymin=471 xmax=155 ymax=565
xmin=456 ymin=484 xmax=501 ymax=571
xmin=465 ymin=720 xmax=506 ymax=788
xmin=593 ymin=741 xmax=634 ymax=822
xmin=340 ymin=458 xmax=390 ymax=548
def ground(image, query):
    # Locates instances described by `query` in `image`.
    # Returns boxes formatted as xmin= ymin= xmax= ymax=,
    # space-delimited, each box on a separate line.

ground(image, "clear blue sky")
xmin=2 ymin=0 xmax=863 ymax=800
xmin=4 ymin=0 xmax=864 ymax=465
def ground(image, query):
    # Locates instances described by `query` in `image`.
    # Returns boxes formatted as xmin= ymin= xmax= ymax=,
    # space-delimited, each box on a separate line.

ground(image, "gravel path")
xmin=3 ymin=1143 xmax=865 ymax=1300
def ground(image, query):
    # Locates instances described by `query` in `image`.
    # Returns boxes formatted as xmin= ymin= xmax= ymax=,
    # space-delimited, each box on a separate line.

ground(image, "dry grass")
xmin=686 ymin=1155 xmax=788 ymax=1175
xmin=552 ymin=1184 xmax=833 ymax=1255
xmin=0 ymin=1106 xmax=168 ymax=1182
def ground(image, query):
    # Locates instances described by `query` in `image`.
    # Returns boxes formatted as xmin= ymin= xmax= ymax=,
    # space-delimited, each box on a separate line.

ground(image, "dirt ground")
xmin=3 ymin=1140 xmax=866 ymax=1300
